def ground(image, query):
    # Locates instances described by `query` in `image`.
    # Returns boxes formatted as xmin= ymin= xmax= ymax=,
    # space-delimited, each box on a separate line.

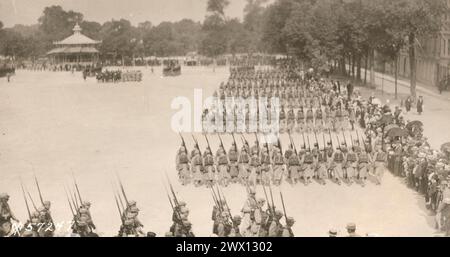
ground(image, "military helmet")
xmin=128 ymin=200 xmax=137 ymax=206
xmin=82 ymin=201 xmax=91 ymax=207
xmin=0 ymin=193 xmax=9 ymax=199
xmin=79 ymin=208 xmax=89 ymax=214
xmin=287 ymin=216 xmax=295 ymax=225
xmin=275 ymin=210 xmax=283 ymax=217
xmin=233 ymin=215 xmax=242 ymax=221
xmin=178 ymin=201 xmax=186 ymax=206
xmin=346 ymin=223 xmax=356 ymax=230
xmin=124 ymin=219 xmax=134 ymax=226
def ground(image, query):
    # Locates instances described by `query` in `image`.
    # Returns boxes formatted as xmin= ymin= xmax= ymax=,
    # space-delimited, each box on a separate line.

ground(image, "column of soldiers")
xmin=177 ymin=130 xmax=387 ymax=188
xmin=202 ymin=66 xmax=358 ymax=134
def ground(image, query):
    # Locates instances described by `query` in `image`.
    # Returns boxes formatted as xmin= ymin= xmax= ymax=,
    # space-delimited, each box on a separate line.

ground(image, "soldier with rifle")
xmin=217 ymin=135 xmax=231 ymax=187
xmin=272 ymin=141 xmax=285 ymax=186
xmin=0 ymin=193 xmax=19 ymax=237
xmin=296 ymin=107 xmax=305 ymax=133
xmin=191 ymin=135 xmax=204 ymax=187
xmin=280 ymin=192 xmax=294 ymax=237
xmin=238 ymin=142 xmax=251 ymax=185
xmin=330 ymin=135 xmax=345 ymax=185
xmin=34 ymin=176 xmax=55 ymax=237
xmin=345 ymin=138 xmax=358 ymax=185
xmin=203 ymin=147 xmax=216 ymax=187
xmin=306 ymin=106 xmax=314 ymax=133
xmin=229 ymin=134 xmax=240 ymax=183
xmin=176 ymin=133 xmax=191 ymax=185
xmin=315 ymin=107 xmax=323 ymax=132
xmin=241 ymin=187 xmax=258 ymax=237
xmin=287 ymin=133 xmax=300 ymax=184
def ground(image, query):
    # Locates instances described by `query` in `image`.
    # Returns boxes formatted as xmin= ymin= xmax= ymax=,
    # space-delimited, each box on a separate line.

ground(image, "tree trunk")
xmin=370 ymin=48 xmax=375 ymax=88
xmin=340 ymin=56 xmax=346 ymax=75
xmin=395 ymin=55 xmax=398 ymax=99
xmin=364 ymin=51 xmax=368 ymax=85
xmin=357 ymin=55 xmax=362 ymax=81
xmin=409 ymin=33 xmax=417 ymax=98
xmin=352 ymin=55 xmax=356 ymax=79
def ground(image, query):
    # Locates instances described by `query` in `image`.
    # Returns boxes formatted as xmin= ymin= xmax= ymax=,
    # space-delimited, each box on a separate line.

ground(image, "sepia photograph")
xmin=1 ymin=0 xmax=450 ymax=243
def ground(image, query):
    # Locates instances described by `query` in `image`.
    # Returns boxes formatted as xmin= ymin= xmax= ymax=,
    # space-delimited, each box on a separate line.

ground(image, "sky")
xmin=0 ymin=0 xmax=252 ymax=27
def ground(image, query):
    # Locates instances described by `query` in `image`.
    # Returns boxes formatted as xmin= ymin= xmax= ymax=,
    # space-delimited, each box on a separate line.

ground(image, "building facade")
xmin=395 ymin=2 xmax=450 ymax=87
xmin=47 ymin=23 xmax=101 ymax=67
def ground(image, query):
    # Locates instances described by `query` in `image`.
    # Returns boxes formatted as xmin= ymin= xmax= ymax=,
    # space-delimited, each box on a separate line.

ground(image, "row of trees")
xmin=259 ymin=0 xmax=447 ymax=97
xmin=1 ymin=0 xmax=447 ymax=96
xmin=0 ymin=1 xmax=268 ymax=60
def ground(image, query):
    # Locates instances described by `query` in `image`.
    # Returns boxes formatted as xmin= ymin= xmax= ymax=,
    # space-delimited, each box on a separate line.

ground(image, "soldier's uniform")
xmin=268 ymin=211 xmax=283 ymax=237
xmin=281 ymin=217 xmax=295 ymax=237
xmin=306 ymin=108 xmax=314 ymax=133
xmin=0 ymin=193 xmax=18 ymax=237
xmin=296 ymin=108 xmax=305 ymax=133
xmin=315 ymin=108 xmax=323 ymax=132
xmin=229 ymin=145 xmax=240 ymax=183
xmin=260 ymin=148 xmax=272 ymax=186
xmin=249 ymin=152 xmax=261 ymax=186
xmin=279 ymin=107 xmax=286 ymax=133
xmin=216 ymin=149 xmax=231 ymax=187
xmin=241 ymin=190 xmax=258 ymax=237
xmin=302 ymin=150 xmax=315 ymax=185
xmin=316 ymin=149 xmax=328 ymax=185
xmin=287 ymin=152 xmax=300 ymax=184
xmin=357 ymin=148 xmax=371 ymax=186
xmin=204 ymin=150 xmax=216 ymax=187
xmin=191 ymin=150 xmax=204 ymax=187
xmin=287 ymin=109 xmax=295 ymax=133
xmin=272 ymin=148 xmax=285 ymax=186
xmin=238 ymin=147 xmax=251 ymax=184
xmin=176 ymin=147 xmax=191 ymax=185
xmin=331 ymin=148 xmax=345 ymax=184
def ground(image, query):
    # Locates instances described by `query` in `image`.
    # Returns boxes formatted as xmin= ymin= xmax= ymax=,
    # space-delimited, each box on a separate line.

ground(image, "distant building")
xmin=46 ymin=23 xmax=101 ymax=67
xmin=395 ymin=3 xmax=450 ymax=87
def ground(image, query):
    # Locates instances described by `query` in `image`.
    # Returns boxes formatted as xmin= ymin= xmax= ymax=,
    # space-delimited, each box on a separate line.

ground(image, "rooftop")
xmin=54 ymin=23 xmax=101 ymax=46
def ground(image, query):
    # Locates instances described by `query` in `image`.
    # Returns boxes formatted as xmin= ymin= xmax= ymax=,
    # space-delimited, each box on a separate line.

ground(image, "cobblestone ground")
xmin=0 ymin=68 xmax=442 ymax=236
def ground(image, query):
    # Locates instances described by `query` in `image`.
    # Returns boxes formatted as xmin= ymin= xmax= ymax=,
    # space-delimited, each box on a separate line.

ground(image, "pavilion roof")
xmin=53 ymin=23 xmax=101 ymax=45
xmin=47 ymin=46 xmax=99 ymax=55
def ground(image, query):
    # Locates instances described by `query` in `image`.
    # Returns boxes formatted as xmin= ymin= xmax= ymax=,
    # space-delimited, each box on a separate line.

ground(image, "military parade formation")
xmin=2 ymin=58 xmax=450 ymax=237
xmin=95 ymin=70 xmax=143 ymax=83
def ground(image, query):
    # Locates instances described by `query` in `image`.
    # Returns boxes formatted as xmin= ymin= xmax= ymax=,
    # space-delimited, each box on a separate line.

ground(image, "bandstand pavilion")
xmin=47 ymin=23 xmax=101 ymax=67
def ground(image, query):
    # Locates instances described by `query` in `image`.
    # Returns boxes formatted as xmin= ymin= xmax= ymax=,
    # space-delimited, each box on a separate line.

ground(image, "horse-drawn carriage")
xmin=163 ymin=60 xmax=181 ymax=77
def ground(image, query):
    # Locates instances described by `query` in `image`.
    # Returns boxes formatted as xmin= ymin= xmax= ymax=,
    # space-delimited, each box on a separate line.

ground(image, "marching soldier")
xmin=260 ymin=145 xmax=272 ymax=186
xmin=357 ymin=147 xmax=371 ymax=187
xmin=176 ymin=145 xmax=191 ymax=185
xmin=315 ymin=107 xmax=323 ymax=132
xmin=204 ymin=148 xmax=216 ymax=187
xmin=238 ymin=146 xmax=250 ymax=184
xmin=272 ymin=147 xmax=285 ymax=186
xmin=296 ymin=107 xmax=305 ymax=133
xmin=287 ymin=150 xmax=301 ymax=184
xmin=345 ymin=146 xmax=358 ymax=185
xmin=287 ymin=109 xmax=296 ymax=133
xmin=229 ymin=143 xmax=240 ymax=183
xmin=241 ymin=189 xmax=258 ymax=237
xmin=0 ymin=193 xmax=19 ymax=237
xmin=216 ymin=148 xmax=231 ymax=187
xmin=331 ymin=147 xmax=345 ymax=185
xmin=315 ymin=147 xmax=328 ymax=185
xmin=302 ymin=149 xmax=315 ymax=185
xmin=281 ymin=217 xmax=295 ymax=237
xmin=306 ymin=107 xmax=314 ymax=133
xmin=191 ymin=150 xmax=204 ymax=187
xmin=268 ymin=210 xmax=283 ymax=237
